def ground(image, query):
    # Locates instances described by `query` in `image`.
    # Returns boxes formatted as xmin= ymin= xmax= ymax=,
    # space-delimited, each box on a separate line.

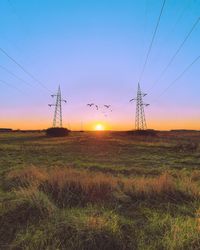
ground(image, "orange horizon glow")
xmin=1 ymin=118 xmax=200 ymax=131
xmin=0 ymin=113 xmax=198 ymax=135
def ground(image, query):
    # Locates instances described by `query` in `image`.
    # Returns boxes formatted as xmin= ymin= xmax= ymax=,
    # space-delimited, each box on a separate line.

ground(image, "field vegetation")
xmin=0 ymin=131 xmax=200 ymax=249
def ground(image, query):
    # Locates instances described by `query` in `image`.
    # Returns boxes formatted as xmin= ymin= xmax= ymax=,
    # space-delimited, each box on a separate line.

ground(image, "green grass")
xmin=0 ymin=131 xmax=200 ymax=249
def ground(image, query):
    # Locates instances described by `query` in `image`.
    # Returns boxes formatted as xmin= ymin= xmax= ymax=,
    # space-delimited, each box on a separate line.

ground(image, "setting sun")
xmin=94 ymin=124 xmax=105 ymax=131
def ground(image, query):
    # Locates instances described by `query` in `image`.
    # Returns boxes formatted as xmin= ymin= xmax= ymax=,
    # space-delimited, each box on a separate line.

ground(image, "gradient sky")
xmin=0 ymin=0 xmax=200 ymax=130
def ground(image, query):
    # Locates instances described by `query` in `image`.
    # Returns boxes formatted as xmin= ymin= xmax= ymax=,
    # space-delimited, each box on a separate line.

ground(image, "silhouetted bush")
xmin=127 ymin=129 xmax=157 ymax=136
xmin=46 ymin=127 xmax=70 ymax=137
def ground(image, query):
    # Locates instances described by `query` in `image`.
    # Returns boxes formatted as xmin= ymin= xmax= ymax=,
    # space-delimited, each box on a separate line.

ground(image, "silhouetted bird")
xmin=129 ymin=99 xmax=135 ymax=102
xmin=87 ymin=103 xmax=94 ymax=107
xmin=95 ymin=105 xmax=99 ymax=110
xmin=104 ymin=105 xmax=111 ymax=108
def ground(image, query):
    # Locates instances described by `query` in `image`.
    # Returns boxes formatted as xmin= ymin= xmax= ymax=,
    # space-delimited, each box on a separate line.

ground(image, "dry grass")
xmin=191 ymin=170 xmax=200 ymax=182
xmin=41 ymin=168 xmax=119 ymax=206
xmin=124 ymin=173 xmax=200 ymax=202
xmin=5 ymin=167 xmax=200 ymax=207
xmin=197 ymin=208 xmax=200 ymax=232
xmin=5 ymin=166 xmax=48 ymax=189
xmin=2 ymin=165 xmax=200 ymax=249
xmin=124 ymin=172 xmax=174 ymax=195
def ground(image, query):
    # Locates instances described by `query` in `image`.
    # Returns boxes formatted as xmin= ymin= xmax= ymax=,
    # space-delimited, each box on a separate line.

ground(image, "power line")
xmin=139 ymin=0 xmax=166 ymax=83
xmin=169 ymin=0 xmax=191 ymax=35
xmin=153 ymin=54 xmax=200 ymax=102
xmin=0 ymin=64 xmax=34 ymax=88
xmin=149 ymin=16 xmax=200 ymax=91
xmin=139 ymin=0 xmax=149 ymax=72
xmin=152 ymin=1 xmax=191 ymax=64
xmin=0 ymin=79 xmax=24 ymax=94
xmin=0 ymin=47 xmax=51 ymax=93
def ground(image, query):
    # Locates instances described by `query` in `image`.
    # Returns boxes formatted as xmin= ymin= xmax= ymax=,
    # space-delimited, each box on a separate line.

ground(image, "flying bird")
xmin=129 ymin=98 xmax=135 ymax=102
xmin=87 ymin=103 xmax=94 ymax=107
xmin=104 ymin=105 xmax=111 ymax=108
xmin=95 ymin=105 xmax=99 ymax=110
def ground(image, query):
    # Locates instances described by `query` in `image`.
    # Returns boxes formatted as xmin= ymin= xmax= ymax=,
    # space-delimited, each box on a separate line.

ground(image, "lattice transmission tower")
xmin=130 ymin=83 xmax=149 ymax=130
xmin=48 ymin=85 xmax=66 ymax=127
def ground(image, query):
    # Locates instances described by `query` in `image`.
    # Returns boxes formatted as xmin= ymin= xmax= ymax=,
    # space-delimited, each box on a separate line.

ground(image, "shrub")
xmin=127 ymin=129 xmax=157 ymax=136
xmin=46 ymin=127 xmax=70 ymax=137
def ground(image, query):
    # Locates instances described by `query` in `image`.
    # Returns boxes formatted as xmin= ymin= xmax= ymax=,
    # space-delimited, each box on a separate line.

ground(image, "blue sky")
xmin=0 ymin=0 xmax=200 ymax=130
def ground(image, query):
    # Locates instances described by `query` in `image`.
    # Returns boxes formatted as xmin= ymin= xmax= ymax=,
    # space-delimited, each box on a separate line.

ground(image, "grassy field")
xmin=0 ymin=131 xmax=200 ymax=249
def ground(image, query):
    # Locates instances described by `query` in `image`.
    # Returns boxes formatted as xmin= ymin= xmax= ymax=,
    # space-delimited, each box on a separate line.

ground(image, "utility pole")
xmin=48 ymin=85 xmax=66 ymax=127
xmin=130 ymin=83 xmax=149 ymax=130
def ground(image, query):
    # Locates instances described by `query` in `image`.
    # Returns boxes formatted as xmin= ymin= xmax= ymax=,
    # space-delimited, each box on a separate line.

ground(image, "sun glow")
xmin=94 ymin=124 xmax=105 ymax=131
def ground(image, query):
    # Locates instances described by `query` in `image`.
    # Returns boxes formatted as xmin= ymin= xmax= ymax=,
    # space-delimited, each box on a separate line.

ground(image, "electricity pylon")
xmin=130 ymin=83 xmax=149 ymax=130
xmin=48 ymin=85 xmax=66 ymax=127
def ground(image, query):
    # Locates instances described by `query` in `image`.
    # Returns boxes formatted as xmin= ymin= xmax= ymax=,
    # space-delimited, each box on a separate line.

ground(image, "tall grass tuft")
xmin=41 ymin=168 xmax=118 ymax=207
xmin=5 ymin=166 xmax=48 ymax=190
xmin=123 ymin=172 xmax=199 ymax=202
